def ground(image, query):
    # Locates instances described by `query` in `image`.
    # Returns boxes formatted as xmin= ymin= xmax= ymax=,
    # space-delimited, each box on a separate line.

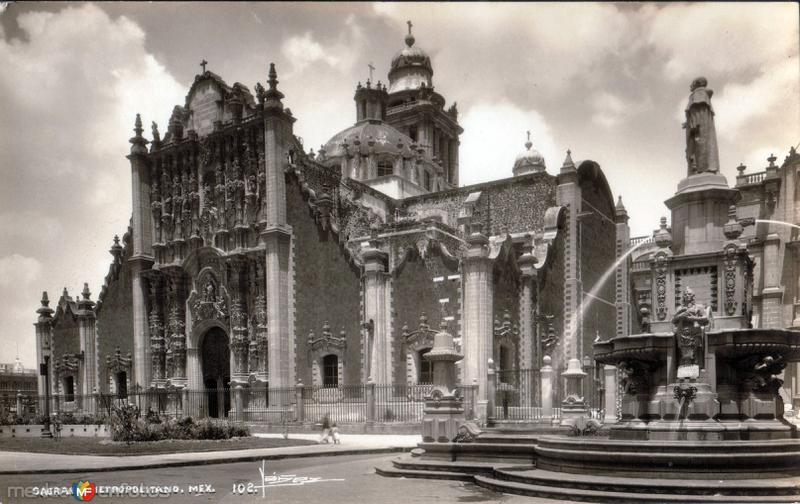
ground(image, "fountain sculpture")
xmin=379 ymin=77 xmax=800 ymax=500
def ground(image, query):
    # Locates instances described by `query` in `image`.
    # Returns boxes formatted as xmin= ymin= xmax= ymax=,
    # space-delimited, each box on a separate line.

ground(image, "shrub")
xmin=106 ymin=403 xmax=141 ymax=444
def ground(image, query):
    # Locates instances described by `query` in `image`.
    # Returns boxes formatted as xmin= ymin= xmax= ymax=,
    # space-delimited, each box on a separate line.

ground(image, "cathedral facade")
xmin=32 ymin=28 xmax=669 ymax=417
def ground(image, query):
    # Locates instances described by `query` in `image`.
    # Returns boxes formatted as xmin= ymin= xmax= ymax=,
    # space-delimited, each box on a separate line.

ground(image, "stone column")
xmin=615 ymin=197 xmax=631 ymax=338
xmin=127 ymin=114 xmax=154 ymax=392
xmin=260 ymin=63 xmax=296 ymax=398
xmin=76 ymin=284 xmax=97 ymax=414
xmin=518 ymin=237 xmax=538 ymax=408
xmin=35 ymin=292 xmax=54 ymax=398
xmin=540 ymin=355 xmax=554 ymax=423
xmin=362 ymin=237 xmax=392 ymax=385
xmin=761 ymin=234 xmax=784 ymax=328
xmin=556 ymin=151 xmax=581 ymax=365
xmin=603 ymin=365 xmax=618 ymax=424
xmin=461 ymin=224 xmax=493 ymax=402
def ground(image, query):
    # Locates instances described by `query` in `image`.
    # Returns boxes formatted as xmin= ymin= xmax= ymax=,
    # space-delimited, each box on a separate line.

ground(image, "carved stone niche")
xmin=402 ymin=313 xmax=438 ymax=386
xmin=188 ymin=269 xmax=229 ymax=325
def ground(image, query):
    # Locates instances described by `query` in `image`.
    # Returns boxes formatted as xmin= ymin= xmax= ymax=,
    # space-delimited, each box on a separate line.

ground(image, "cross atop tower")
xmin=368 ymin=62 xmax=375 ymax=81
xmin=200 ymin=59 xmax=208 ymax=73
xmin=407 ymin=20 xmax=413 ymax=35
xmin=526 ymin=130 xmax=531 ymax=142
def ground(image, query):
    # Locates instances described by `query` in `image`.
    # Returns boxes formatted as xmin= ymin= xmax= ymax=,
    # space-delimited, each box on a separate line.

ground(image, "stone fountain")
xmin=378 ymin=77 xmax=800 ymax=500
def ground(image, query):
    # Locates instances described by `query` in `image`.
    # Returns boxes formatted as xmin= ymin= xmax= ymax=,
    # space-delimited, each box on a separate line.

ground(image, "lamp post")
xmin=41 ymin=355 xmax=52 ymax=438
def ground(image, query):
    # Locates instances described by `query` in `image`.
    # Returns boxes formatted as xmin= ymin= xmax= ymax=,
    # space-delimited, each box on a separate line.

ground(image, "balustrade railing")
xmin=736 ymin=171 xmax=766 ymax=186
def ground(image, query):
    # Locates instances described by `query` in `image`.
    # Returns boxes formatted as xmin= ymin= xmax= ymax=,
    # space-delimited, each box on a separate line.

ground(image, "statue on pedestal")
xmin=683 ymin=77 xmax=720 ymax=176
xmin=672 ymin=287 xmax=709 ymax=379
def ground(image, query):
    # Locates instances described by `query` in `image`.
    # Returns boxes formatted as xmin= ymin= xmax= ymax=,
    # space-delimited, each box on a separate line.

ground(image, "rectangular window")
xmin=64 ymin=376 xmax=74 ymax=402
xmin=423 ymin=171 xmax=432 ymax=191
xmin=377 ymin=160 xmax=393 ymax=177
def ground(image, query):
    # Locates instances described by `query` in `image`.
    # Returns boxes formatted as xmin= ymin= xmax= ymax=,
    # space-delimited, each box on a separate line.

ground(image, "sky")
xmin=0 ymin=2 xmax=798 ymax=368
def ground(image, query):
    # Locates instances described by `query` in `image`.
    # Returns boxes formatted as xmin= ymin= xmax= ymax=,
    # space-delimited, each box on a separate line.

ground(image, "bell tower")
xmin=384 ymin=21 xmax=463 ymax=187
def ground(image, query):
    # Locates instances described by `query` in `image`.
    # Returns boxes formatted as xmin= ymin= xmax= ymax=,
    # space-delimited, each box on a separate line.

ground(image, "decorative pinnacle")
xmin=736 ymin=163 xmax=746 ymax=175
xmin=405 ymin=20 xmax=415 ymax=47
xmin=81 ymin=282 xmax=91 ymax=300
xmin=41 ymin=291 xmax=50 ymax=307
xmin=560 ymin=148 xmax=575 ymax=172
xmin=133 ymin=114 xmax=143 ymax=137
xmin=616 ymin=195 xmax=626 ymax=211
xmin=268 ymin=63 xmax=278 ymax=90
xmin=525 ymin=130 xmax=532 ymax=150
xmin=263 ymin=62 xmax=285 ymax=109
xmin=767 ymin=153 xmax=777 ymax=168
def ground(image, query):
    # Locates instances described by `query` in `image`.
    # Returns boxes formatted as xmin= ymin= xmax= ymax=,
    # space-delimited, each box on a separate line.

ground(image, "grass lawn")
xmin=0 ymin=435 xmax=317 ymax=456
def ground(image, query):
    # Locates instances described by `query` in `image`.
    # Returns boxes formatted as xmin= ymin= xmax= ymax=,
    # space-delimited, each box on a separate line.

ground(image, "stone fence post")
xmin=470 ymin=378 xmax=479 ymax=420
xmin=295 ymin=381 xmax=304 ymax=423
xmin=603 ymin=365 xmax=618 ymax=424
xmin=541 ymin=355 xmax=553 ymax=422
xmin=366 ymin=378 xmax=376 ymax=423
xmin=181 ymin=388 xmax=189 ymax=419
xmin=486 ymin=359 xmax=496 ymax=424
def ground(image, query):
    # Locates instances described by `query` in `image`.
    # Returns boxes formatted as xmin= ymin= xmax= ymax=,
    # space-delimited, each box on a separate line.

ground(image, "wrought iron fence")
xmin=493 ymin=368 xmax=542 ymax=421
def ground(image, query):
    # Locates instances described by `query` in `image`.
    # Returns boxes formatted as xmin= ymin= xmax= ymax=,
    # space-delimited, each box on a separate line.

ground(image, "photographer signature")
xmin=233 ymin=460 xmax=345 ymax=498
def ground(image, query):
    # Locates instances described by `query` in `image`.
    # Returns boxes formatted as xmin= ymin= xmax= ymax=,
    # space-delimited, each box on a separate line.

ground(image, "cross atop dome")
xmin=405 ymin=20 xmax=415 ymax=47
xmin=200 ymin=59 xmax=208 ymax=73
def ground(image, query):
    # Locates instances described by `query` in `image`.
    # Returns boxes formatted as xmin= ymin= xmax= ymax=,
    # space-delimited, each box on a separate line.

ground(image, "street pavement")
xmin=0 ymin=453 xmax=578 ymax=504
xmin=0 ymin=433 xmax=420 ymax=475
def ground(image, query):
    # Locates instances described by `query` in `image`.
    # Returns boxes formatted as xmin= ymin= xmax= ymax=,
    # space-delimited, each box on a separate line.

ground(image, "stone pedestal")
xmin=560 ymin=358 xmax=588 ymax=426
xmin=602 ymin=365 xmax=618 ymax=424
xmin=421 ymin=324 xmax=465 ymax=443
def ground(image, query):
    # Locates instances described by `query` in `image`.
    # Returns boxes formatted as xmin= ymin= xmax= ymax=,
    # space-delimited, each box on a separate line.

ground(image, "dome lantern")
xmin=513 ymin=131 xmax=546 ymax=176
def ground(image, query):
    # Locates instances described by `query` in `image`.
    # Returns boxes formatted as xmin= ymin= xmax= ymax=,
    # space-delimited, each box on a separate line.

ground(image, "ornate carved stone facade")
xmin=34 ymin=26 xmax=623 ymax=418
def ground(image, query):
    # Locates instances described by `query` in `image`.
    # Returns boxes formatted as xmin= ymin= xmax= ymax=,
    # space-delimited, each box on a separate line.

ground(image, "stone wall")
xmin=538 ymin=232 xmax=566 ymax=366
xmin=580 ymin=176 xmax=617 ymax=359
xmin=401 ymin=174 xmax=556 ymax=234
xmin=96 ymin=237 xmax=134 ymax=394
xmin=287 ymin=178 xmax=363 ymax=386
xmin=392 ymin=250 xmax=460 ymax=385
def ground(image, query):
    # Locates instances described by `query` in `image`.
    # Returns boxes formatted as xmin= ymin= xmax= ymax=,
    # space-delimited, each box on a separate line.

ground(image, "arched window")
xmin=115 ymin=371 xmax=127 ymax=399
xmin=323 ymin=355 xmax=339 ymax=388
xmin=418 ymin=348 xmax=433 ymax=384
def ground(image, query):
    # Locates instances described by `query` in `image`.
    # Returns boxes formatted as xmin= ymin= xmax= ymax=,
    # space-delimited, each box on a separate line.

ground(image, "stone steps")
xmin=374 ymin=463 xmax=473 ymax=482
xmin=492 ymin=467 xmax=800 ymax=496
xmin=474 ymin=474 xmax=800 ymax=503
xmin=475 ymin=433 xmax=540 ymax=444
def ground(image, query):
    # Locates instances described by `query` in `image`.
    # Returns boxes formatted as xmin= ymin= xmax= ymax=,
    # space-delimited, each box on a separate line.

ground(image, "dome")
xmin=388 ymin=23 xmax=433 ymax=94
xmin=513 ymin=134 xmax=546 ymax=176
xmin=321 ymin=120 xmax=426 ymax=161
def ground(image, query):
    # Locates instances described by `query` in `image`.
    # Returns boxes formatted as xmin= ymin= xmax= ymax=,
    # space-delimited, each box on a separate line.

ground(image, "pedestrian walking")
xmin=318 ymin=412 xmax=332 ymax=444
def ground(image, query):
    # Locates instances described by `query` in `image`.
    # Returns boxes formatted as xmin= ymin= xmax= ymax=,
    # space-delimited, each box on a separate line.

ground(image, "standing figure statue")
xmin=672 ymin=288 xmax=710 ymax=379
xmin=683 ymin=77 xmax=720 ymax=176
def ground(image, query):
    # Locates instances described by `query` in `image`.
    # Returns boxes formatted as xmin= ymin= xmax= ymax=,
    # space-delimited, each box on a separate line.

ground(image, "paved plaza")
xmin=0 ymin=453 xmax=573 ymax=504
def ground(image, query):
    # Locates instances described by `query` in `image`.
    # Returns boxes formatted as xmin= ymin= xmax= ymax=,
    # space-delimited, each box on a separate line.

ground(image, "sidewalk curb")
xmin=0 ymin=446 xmax=411 ymax=476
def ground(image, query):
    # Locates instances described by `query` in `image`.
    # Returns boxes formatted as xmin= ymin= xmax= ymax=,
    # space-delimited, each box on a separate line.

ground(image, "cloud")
xmin=644 ymin=3 xmax=798 ymax=80
xmin=590 ymin=91 xmax=651 ymax=128
xmin=459 ymin=101 xmax=559 ymax=185
xmin=282 ymin=32 xmax=341 ymax=73
xmin=281 ymin=15 xmax=365 ymax=78
xmin=714 ymin=61 xmax=800 ymax=142
xmin=0 ymin=254 xmax=43 ymax=288
xmin=0 ymin=3 xmax=184 ymax=367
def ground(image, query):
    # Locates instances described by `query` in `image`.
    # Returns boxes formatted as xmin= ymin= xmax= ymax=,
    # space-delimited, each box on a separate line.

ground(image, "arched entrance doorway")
xmin=201 ymin=327 xmax=230 ymax=418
